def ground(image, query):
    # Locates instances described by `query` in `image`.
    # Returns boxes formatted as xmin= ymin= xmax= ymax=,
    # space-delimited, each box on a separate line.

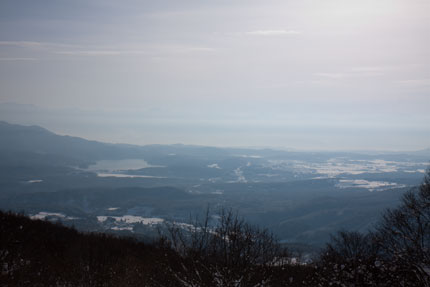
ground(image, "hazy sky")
xmin=0 ymin=0 xmax=429 ymax=150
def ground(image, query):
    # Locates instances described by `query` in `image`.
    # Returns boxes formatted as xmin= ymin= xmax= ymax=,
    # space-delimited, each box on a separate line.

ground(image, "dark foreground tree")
xmin=313 ymin=230 xmax=406 ymax=286
xmin=4 ymin=170 xmax=430 ymax=286
xmin=0 ymin=209 xmax=312 ymax=287
xmin=375 ymin=168 xmax=430 ymax=285
xmin=161 ymin=208 xmax=293 ymax=286
xmin=319 ymin=231 xmax=378 ymax=282
xmin=313 ymin=168 xmax=430 ymax=286
xmin=0 ymin=211 xmax=180 ymax=286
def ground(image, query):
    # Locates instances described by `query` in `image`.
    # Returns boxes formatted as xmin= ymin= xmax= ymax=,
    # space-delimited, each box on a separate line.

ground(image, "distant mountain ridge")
xmin=414 ymin=148 xmax=430 ymax=157
xmin=1 ymin=120 xmax=429 ymax=157
xmin=0 ymin=121 xmax=145 ymax=162
xmin=0 ymin=121 xmax=427 ymax=248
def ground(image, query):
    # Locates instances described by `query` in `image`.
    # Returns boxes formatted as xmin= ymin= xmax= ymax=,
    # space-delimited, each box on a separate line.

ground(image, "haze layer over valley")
xmin=1 ymin=0 xmax=429 ymax=256
xmin=0 ymin=121 xmax=428 ymax=249
xmin=1 ymin=0 xmax=429 ymax=151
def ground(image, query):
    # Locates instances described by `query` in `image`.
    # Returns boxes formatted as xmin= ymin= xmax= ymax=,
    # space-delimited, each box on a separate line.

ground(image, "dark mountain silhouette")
xmin=0 ymin=121 xmax=144 ymax=162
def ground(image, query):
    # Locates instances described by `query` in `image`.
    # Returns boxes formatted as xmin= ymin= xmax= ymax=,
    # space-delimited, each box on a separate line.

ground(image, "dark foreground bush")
xmin=2 ymin=169 xmax=429 ymax=286
xmin=161 ymin=208 xmax=312 ymax=286
xmin=0 ymin=210 xmax=311 ymax=286
xmin=310 ymin=169 xmax=430 ymax=286
xmin=0 ymin=211 xmax=179 ymax=286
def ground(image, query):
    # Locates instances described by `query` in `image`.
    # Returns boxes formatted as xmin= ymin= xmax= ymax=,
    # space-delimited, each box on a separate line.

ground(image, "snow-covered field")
xmin=31 ymin=212 xmax=78 ymax=220
xmin=97 ymin=215 xmax=164 ymax=225
xmin=336 ymin=179 xmax=406 ymax=192
xmin=267 ymin=158 xmax=427 ymax=177
xmin=97 ymin=173 xmax=165 ymax=178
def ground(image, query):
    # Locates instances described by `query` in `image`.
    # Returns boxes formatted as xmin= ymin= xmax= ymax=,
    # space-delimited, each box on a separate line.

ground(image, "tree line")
xmin=1 ymin=169 xmax=429 ymax=286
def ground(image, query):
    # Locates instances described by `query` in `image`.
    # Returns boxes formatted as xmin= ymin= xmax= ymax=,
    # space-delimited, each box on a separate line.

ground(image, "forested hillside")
xmin=2 ymin=169 xmax=430 ymax=286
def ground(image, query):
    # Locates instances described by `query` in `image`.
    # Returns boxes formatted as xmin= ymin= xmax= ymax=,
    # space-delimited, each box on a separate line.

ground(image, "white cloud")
xmin=315 ymin=73 xmax=346 ymax=79
xmin=181 ymin=47 xmax=216 ymax=53
xmin=0 ymin=41 xmax=76 ymax=50
xmin=350 ymin=66 xmax=388 ymax=72
xmin=0 ymin=57 xmax=38 ymax=61
xmin=246 ymin=30 xmax=301 ymax=36
xmin=55 ymin=45 xmax=215 ymax=57
xmin=0 ymin=41 xmax=45 ymax=48
xmin=56 ymin=50 xmax=143 ymax=56
xmin=315 ymin=69 xmax=385 ymax=79
xmin=0 ymin=39 xmax=216 ymax=60
xmin=397 ymin=79 xmax=430 ymax=87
